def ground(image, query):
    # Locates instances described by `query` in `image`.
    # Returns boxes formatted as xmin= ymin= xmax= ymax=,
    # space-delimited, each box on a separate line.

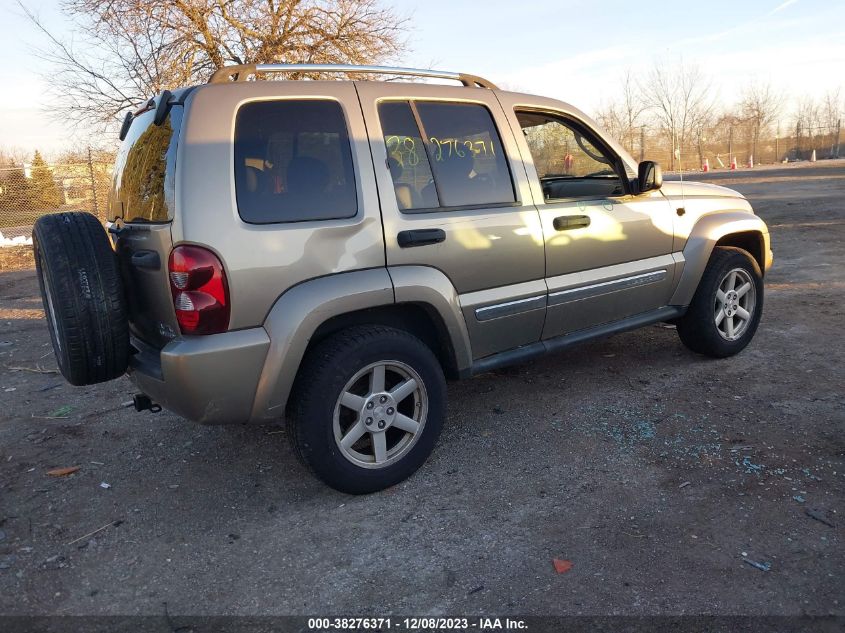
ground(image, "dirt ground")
xmin=0 ymin=162 xmax=843 ymax=617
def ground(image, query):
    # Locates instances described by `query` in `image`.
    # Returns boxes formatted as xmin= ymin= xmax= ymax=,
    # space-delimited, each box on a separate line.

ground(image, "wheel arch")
xmin=714 ymin=231 xmax=765 ymax=273
xmin=307 ymin=302 xmax=462 ymax=380
xmin=250 ymin=267 xmax=472 ymax=422
xmin=670 ymin=213 xmax=770 ymax=306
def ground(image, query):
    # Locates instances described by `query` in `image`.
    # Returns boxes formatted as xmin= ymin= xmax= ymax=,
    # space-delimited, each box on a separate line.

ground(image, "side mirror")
xmin=637 ymin=161 xmax=663 ymax=193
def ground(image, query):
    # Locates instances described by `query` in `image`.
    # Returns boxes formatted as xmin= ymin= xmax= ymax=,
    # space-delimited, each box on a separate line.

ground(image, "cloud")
xmin=770 ymin=0 xmax=799 ymax=15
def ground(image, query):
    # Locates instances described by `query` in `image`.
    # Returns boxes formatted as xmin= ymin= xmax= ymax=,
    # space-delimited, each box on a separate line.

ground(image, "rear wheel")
xmin=33 ymin=212 xmax=129 ymax=385
xmin=287 ymin=326 xmax=446 ymax=494
xmin=676 ymin=246 xmax=763 ymax=358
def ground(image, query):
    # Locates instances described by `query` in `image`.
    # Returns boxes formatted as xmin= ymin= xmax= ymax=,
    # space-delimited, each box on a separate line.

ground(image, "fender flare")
xmin=670 ymin=212 xmax=770 ymax=306
xmin=252 ymin=268 xmax=394 ymax=420
xmin=388 ymin=265 xmax=473 ymax=376
xmin=250 ymin=266 xmax=473 ymax=420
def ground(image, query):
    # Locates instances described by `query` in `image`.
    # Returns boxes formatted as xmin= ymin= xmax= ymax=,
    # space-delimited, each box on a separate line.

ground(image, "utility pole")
xmin=775 ymin=122 xmax=780 ymax=163
xmin=728 ymin=127 xmax=733 ymax=166
xmin=87 ymin=146 xmax=99 ymax=220
xmin=697 ymin=129 xmax=703 ymax=168
xmin=796 ymin=121 xmax=802 ymax=159
xmin=640 ymin=126 xmax=645 ymax=162
xmin=837 ymin=119 xmax=842 ymax=158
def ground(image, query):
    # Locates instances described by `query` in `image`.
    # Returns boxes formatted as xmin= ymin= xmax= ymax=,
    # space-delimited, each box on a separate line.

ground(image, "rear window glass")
xmin=234 ymin=100 xmax=357 ymax=223
xmin=111 ymin=105 xmax=182 ymax=222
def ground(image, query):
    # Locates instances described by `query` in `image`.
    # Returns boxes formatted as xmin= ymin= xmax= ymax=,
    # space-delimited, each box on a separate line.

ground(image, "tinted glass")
xmin=111 ymin=105 xmax=182 ymax=222
xmin=416 ymin=102 xmax=515 ymax=208
xmin=517 ymin=111 xmax=624 ymax=200
xmin=378 ymin=101 xmax=438 ymax=210
xmin=234 ymin=100 xmax=357 ymax=223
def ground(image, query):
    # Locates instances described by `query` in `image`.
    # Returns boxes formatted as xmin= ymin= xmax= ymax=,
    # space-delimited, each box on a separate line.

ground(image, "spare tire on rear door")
xmin=33 ymin=212 xmax=130 ymax=386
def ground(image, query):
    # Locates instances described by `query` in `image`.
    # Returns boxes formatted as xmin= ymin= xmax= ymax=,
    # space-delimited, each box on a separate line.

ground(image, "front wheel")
xmin=676 ymin=246 xmax=764 ymax=358
xmin=287 ymin=326 xmax=446 ymax=494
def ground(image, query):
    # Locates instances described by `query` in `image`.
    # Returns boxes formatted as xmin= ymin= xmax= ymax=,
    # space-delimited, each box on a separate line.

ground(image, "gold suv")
xmin=33 ymin=65 xmax=772 ymax=493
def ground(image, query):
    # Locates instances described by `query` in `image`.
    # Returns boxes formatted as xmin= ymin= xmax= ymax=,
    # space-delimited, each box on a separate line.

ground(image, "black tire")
xmin=32 ymin=212 xmax=129 ymax=385
xmin=676 ymin=246 xmax=764 ymax=358
xmin=287 ymin=325 xmax=446 ymax=494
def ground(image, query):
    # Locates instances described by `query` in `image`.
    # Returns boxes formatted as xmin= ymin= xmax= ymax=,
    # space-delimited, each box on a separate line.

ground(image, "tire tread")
xmin=33 ymin=212 xmax=129 ymax=385
xmin=676 ymin=246 xmax=763 ymax=358
xmin=286 ymin=325 xmax=445 ymax=494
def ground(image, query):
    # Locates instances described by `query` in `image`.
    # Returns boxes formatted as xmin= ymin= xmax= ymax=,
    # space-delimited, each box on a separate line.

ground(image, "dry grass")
xmin=0 ymin=246 xmax=34 ymax=272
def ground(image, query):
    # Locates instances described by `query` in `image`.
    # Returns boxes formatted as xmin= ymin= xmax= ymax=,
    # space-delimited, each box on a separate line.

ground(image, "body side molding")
xmin=548 ymin=270 xmax=668 ymax=306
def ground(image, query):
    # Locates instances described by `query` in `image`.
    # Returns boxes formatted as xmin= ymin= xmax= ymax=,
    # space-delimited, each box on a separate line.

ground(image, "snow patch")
xmin=0 ymin=231 xmax=33 ymax=247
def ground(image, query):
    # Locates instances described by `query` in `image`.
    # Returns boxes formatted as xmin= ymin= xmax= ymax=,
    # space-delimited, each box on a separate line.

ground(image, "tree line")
xmin=16 ymin=1 xmax=845 ymax=172
xmin=0 ymin=151 xmax=63 ymax=219
xmin=594 ymin=62 xmax=843 ymax=170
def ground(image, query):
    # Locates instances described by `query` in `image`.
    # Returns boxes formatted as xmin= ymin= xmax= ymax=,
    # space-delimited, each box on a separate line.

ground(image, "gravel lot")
xmin=1 ymin=161 xmax=843 ymax=617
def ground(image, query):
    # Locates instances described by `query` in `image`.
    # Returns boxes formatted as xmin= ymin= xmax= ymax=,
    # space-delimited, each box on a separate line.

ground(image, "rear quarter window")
xmin=234 ymin=100 xmax=358 ymax=224
xmin=110 ymin=106 xmax=182 ymax=222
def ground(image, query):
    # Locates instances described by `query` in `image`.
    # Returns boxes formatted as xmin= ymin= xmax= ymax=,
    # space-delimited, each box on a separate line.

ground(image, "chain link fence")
xmin=1 ymin=121 xmax=841 ymax=249
xmin=619 ymin=125 xmax=843 ymax=171
xmin=0 ymin=156 xmax=111 ymax=247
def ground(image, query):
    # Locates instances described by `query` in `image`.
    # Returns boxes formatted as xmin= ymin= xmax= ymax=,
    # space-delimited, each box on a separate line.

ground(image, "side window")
xmin=378 ymin=102 xmax=438 ymax=210
xmin=516 ymin=110 xmax=625 ymax=201
xmin=378 ymin=100 xmax=516 ymax=211
xmin=234 ymin=100 xmax=357 ymax=223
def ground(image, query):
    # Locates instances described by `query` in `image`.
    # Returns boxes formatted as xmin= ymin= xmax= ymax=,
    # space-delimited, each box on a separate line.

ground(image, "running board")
xmin=469 ymin=306 xmax=686 ymax=376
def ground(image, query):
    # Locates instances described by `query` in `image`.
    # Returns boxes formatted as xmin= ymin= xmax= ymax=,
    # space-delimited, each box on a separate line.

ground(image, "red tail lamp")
xmin=168 ymin=245 xmax=230 ymax=335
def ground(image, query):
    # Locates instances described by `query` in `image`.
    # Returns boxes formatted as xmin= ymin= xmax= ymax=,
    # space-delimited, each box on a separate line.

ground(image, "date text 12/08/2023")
xmin=307 ymin=616 xmax=528 ymax=630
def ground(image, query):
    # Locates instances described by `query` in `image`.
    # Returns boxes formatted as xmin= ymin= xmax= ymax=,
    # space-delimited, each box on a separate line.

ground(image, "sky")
xmin=1 ymin=0 xmax=843 ymax=154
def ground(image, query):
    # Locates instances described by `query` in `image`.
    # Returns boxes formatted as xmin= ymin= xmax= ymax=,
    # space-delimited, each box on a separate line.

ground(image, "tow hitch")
xmin=133 ymin=393 xmax=162 ymax=413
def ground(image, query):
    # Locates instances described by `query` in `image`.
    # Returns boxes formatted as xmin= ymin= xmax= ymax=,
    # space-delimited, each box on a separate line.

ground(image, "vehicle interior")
xmin=234 ymin=100 xmax=358 ymax=223
xmin=516 ymin=110 xmax=626 ymax=200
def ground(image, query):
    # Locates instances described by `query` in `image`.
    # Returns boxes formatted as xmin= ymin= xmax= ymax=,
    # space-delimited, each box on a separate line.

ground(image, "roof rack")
xmin=208 ymin=64 xmax=498 ymax=89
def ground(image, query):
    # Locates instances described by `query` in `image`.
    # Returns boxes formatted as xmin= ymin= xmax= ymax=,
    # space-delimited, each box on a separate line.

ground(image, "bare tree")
xmin=794 ymin=97 xmax=822 ymax=156
xmin=594 ymin=70 xmax=647 ymax=157
xmin=819 ymin=88 xmax=842 ymax=128
xmin=821 ymin=88 xmax=843 ymax=157
xmin=641 ymin=61 xmax=714 ymax=170
xmin=739 ymin=82 xmax=782 ymax=162
xmin=21 ymin=0 xmax=410 ymax=128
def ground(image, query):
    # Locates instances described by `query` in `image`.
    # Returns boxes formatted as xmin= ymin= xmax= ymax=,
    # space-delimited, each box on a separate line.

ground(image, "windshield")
xmin=109 ymin=105 xmax=182 ymax=222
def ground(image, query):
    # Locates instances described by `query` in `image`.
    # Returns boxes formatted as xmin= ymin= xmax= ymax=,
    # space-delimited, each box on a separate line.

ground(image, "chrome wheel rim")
xmin=333 ymin=360 xmax=428 ymax=469
xmin=714 ymin=268 xmax=756 ymax=341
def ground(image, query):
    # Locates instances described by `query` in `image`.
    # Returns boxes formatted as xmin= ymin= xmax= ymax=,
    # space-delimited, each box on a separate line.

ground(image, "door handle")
xmin=397 ymin=229 xmax=446 ymax=248
xmin=553 ymin=215 xmax=591 ymax=231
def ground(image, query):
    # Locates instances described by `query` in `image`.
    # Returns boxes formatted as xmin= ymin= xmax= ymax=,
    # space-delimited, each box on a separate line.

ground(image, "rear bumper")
xmin=127 ymin=328 xmax=270 ymax=424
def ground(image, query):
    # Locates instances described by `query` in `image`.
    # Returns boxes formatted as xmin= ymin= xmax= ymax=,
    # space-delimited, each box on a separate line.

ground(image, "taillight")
xmin=168 ymin=245 xmax=230 ymax=335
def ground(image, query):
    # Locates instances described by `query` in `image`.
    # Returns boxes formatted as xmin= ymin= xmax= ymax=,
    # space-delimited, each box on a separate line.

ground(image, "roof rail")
xmin=208 ymin=64 xmax=498 ymax=89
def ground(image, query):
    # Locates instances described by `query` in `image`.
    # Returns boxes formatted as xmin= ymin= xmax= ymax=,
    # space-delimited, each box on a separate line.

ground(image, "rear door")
xmin=356 ymin=82 xmax=545 ymax=360
xmin=108 ymin=97 xmax=182 ymax=349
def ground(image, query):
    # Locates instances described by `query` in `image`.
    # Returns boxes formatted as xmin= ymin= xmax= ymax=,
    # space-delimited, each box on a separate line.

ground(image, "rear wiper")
xmin=118 ymin=111 xmax=133 ymax=141
xmin=118 ymin=94 xmax=166 ymax=140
